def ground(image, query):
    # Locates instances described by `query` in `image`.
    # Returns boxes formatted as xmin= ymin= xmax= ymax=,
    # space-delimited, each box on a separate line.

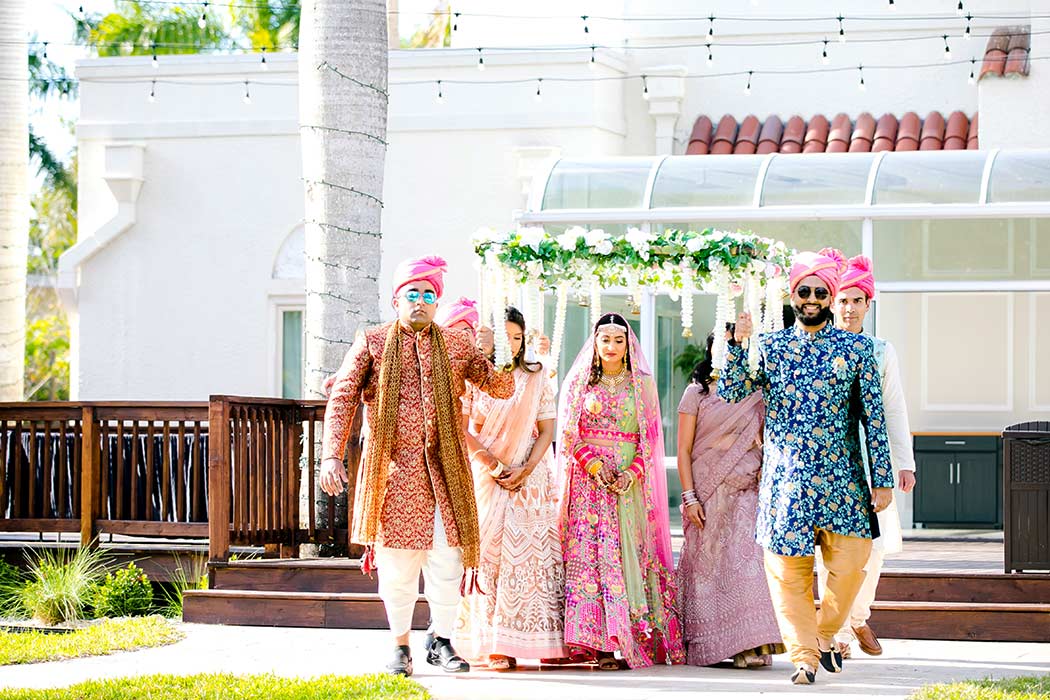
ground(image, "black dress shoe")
xmin=387 ymin=645 xmax=413 ymax=677
xmin=819 ymin=648 xmax=844 ymax=673
xmin=427 ymin=636 xmax=470 ymax=673
xmin=791 ymin=664 xmax=817 ymax=685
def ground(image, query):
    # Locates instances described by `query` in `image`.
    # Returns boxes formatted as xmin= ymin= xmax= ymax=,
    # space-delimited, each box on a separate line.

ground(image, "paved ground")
xmin=0 ymin=624 xmax=1047 ymax=699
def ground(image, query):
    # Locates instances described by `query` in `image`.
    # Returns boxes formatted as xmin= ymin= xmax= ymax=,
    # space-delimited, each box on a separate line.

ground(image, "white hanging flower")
xmin=525 ymin=260 xmax=544 ymax=278
xmin=624 ymin=227 xmax=655 ymax=260
xmin=517 ymin=226 xmax=547 ymax=253
xmin=471 ymin=226 xmax=498 ymax=246
xmin=583 ymin=228 xmax=610 ymax=250
xmin=556 ymin=226 xmax=586 ymax=251
xmin=685 ymin=236 xmax=706 ymax=253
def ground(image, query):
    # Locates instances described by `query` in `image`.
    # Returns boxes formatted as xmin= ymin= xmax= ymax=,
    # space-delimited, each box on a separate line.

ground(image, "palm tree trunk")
xmin=0 ymin=0 xmax=28 ymax=401
xmin=299 ymin=0 xmax=387 ymax=550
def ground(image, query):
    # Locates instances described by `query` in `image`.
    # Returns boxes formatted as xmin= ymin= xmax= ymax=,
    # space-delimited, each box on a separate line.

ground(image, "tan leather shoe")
xmin=852 ymin=624 xmax=883 ymax=656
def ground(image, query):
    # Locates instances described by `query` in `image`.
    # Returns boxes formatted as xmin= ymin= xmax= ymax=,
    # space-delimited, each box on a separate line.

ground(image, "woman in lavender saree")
xmin=675 ymin=332 xmax=784 ymax=668
xmin=557 ymin=313 xmax=684 ymax=670
xmin=454 ymin=307 xmax=567 ymax=669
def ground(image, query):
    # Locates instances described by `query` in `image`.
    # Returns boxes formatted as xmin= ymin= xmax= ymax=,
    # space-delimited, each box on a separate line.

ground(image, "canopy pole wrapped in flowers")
xmin=473 ymin=226 xmax=795 ymax=374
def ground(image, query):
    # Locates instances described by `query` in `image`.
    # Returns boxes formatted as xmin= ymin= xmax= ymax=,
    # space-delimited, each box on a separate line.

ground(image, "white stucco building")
xmin=60 ymin=1 xmax=1050 ymax=528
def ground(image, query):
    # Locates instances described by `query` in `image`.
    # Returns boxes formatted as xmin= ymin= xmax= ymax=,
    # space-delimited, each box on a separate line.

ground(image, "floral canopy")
xmin=473 ymin=226 xmax=796 ymax=374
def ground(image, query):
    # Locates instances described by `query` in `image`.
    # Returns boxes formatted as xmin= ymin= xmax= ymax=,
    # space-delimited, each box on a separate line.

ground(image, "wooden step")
xmin=209 ymin=559 xmax=403 ymax=594
xmin=865 ymin=601 xmax=1050 ymax=642
xmin=183 ymin=589 xmax=429 ymax=629
xmin=876 ymin=572 xmax=1050 ymax=604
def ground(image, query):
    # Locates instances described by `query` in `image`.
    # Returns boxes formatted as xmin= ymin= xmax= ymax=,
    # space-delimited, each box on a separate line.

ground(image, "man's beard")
xmin=792 ymin=303 xmax=833 ymax=327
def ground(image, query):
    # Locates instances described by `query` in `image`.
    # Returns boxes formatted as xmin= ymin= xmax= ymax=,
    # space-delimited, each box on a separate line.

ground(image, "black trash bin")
xmin=1002 ymin=421 xmax=1050 ymax=573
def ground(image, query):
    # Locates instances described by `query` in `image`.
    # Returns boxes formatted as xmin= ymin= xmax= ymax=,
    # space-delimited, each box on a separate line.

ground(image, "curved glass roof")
xmin=532 ymin=149 xmax=1050 ymax=214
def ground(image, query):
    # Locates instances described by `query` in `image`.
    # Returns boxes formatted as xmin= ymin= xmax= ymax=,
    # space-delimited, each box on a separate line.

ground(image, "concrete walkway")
xmin=0 ymin=624 xmax=1047 ymax=699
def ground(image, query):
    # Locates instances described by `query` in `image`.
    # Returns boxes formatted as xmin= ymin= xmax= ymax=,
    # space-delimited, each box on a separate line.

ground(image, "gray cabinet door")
xmin=916 ymin=452 xmax=956 ymax=523
xmin=955 ymin=452 xmax=998 ymax=524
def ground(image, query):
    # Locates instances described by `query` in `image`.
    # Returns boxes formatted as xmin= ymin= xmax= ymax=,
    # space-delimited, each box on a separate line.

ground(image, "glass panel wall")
xmin=650 ymin=155 xmax=762 ymax=207
xmin=873 ymin=218 xmax=1050 ymax=281
xmin=541 ymin=158 xmax=654 ymax=210
xmin=542 ymin=293 xmax=638 ymax=382
xmin=988 ymin=151 xmax=1050 ymax=203
xmin=281 ymin=309 xmax=303 ymax=399
xmin=874 ymin=151 xmax=986 ymax=204
xmin=761 ymin=153 xmax=875 ymax=206
xmin=668 ymin=220 xmax=862 ymax=257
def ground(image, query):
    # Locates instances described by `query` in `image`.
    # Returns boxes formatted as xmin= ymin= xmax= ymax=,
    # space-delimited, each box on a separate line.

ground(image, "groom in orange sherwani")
xmin=320 ymin=255 xmax=514 ymax=677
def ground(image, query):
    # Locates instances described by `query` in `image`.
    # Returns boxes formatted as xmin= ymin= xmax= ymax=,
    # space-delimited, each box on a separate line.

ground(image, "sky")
xmin=26 ymin=0 xmax=439 ymax=193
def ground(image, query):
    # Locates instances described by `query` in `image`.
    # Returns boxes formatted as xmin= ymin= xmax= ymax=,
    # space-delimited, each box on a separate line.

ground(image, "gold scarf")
xmin=351 ymin=322 xmax=480 ymax=569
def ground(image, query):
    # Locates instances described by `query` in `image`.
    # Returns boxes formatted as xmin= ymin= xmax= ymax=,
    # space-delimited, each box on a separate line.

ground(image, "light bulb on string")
xmin=452 ymin=12 xmax=460 ymax=32
xmin=589 ymin=45 xmax=597 ymax=71
xmin=642 ymin=74 xmax=649 ymax=100
xmin=42 ymin=41 xmax=48 ymax=59
xmin=968 ymin=58 xmax=976 ymax=85
xmin=581 ymin=15 xmax=589 ymax=34
xmin=198 ymin=2 xmax=208 ymax=30
xmin=705 ymin=42 xmax=713 ymax=66
xmin=858 ymin=65 xmax=866 ymax=91
xmin=943 ymin=35 xmax=952 ymax=61
xmin=965 ymin=14 xmax=972 ymax=40
xmin=708 ymin=15 xmax=715 ymax=38
xmin=243 ymin=80 xmax=251 ymax=105
xmin=534 ymin=78 xmax=543 ymax=102
xmin=148 ymin=80 xmax=156 ymax=103
xmin=838 ymin=15 xmax=846 ymax=43
xmin=260 ymin=46 xmax=268 ymax=70
xmin=957 ymin=1 xmax=964 ymax=16
xmin=744 ymin=70 xmax=753 ymax=96
xmin=821 ymin=38 xmax=830 ymax=65
xmin=888 ymin=0 xmax=894 ymax=7
xmin=151 ymin=42 xmax=158 ymax=69
xmin=436 ymin=80 xmax=445 ymax=104
xmin=477 ymin=47 xmax=485 ymax=71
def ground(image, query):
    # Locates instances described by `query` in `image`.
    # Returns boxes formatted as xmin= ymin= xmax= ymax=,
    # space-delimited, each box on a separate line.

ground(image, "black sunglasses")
xmin=796 ymin=285 xmax=830 ymax=301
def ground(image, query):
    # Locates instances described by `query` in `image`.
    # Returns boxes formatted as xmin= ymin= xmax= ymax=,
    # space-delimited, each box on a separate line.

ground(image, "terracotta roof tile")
xmin=757 ymin=115 xmax=783 ymax=154
xmin=686 ymin=115 xmax=713 ymax=155
xmin=711 ymin=115 xmax=738 ymax=155
xmin=734 ymin=115 xmax=761 ymax=154
xmin=781 ymin=116 xmax=806 ymax=153
xmin=872 ymin=113 xmax=898 ymax=152
xmin=848 ymin=112 xmax=875 ymax=153
xmin=686 ymin=111 xmax=978 ymax=155
xmin=980 ymin=25 xmax=1030 ymax=80
xmin=943 ymin=111 xmax=970 ymax=150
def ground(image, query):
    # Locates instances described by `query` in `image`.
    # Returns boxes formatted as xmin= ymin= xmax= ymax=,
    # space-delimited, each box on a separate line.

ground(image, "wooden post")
xmin=208 ymin=397 xmax=231 ymax=562
xmin=79 ymin=406 xmax=98 ymax=548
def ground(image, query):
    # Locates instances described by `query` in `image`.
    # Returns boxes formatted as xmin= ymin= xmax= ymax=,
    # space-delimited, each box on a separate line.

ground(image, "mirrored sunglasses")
xmin=403 ymin=290 xmax=438 ymax=305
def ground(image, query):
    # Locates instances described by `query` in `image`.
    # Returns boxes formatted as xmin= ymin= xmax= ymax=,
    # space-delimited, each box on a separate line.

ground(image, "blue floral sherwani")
xmin=719 ymin=324 xmax=894 ymax=557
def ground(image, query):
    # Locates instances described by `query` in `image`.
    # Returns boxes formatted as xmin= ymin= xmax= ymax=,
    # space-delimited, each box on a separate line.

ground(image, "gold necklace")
xmin=599 ymin=362 xmax=628 ymax=389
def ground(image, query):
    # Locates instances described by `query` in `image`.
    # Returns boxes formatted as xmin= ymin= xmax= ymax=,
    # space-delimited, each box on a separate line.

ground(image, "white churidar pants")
xmin=374 ymin=508 xmax=464 ymax=638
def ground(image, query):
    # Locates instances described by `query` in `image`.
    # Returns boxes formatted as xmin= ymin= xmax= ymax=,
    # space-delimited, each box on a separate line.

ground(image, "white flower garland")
xmin=764 ymin=271 xmax=785 ymax=334
xmin=680 ymin=265 xmax=694 ymax=339
xmin=710 ymin=262 xmax=733 ymax=374
xmin=744 ymin=270 xmax=763 ymax=374
xmin=589 ymin=276 xmax=602 ymax=327
xmin=549 ymin=281 xmax=570 ymax=376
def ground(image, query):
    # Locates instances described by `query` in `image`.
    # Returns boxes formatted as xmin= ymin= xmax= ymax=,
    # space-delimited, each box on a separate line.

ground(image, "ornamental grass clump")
xmin=159 ymin=554 xmax=208 ymax=618
xmin=92 ymin=563 xmax=152 ymax=618
xmin=19 ymin=547 xmax=110 ymax=625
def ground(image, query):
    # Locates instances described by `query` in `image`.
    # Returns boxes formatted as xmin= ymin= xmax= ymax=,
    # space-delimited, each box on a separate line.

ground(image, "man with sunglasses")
xmin=719 ymin=250 xmax=894 ymax=686
xmin=818 ymin=252 xmax=915 ymax=660
xmin=320 ymin=255 xmax=515 ymax=678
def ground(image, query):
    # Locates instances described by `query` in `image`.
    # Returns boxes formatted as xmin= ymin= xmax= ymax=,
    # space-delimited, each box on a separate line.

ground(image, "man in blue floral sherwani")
xmin=719 ymin=250 xmax=894 ymax=686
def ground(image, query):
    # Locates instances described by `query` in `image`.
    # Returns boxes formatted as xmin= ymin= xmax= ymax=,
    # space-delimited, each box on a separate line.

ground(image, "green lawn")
xmin=0 ymin=674 xmax=430 ymax=699
xmin=0 ymin=616 xmax=182 ymax=665
xmin=912 ymin=675 xmax=1050 ymax=700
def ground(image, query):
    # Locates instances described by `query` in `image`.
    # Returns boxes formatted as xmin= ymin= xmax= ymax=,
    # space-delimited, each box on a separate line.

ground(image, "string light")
xmin=957 ymin=1 xmax=965 ymax=16
xmin=42 ymin=41 xmax=48 ymax=59
xmin=838 ymin=15 xmax=846 ymax=43
xmin=242 ymin=79 xmax=251 ymax=104
xmin=969 ymin=57 xmax=976 ymax=84
xmin=858 ymin=64 xmax=866 ymax=91
xmin=581 ymin=15 xmax=589 ymax=34
xmin=708 ymin=15 xmax=715 ymax=38
xmin=589 ymin=45 xmax=597 ymax=70
xmin=147 ymin=80 xmax=156 ymax=103
xmin=821 ymin=38 xmax=830 ymax=65
xmin=706 ymin=42 xmax=713 ymax=66
xmin=744 ymin=70 xmax=753 ymax=96
xmin=435 ymin=79 xmax=444 ymax=104
xmin=888 ymin=0 xmax=894 ymax=6
xmin=198 ymin=2 xmax=208 ymax=30
xmin=965 ymin=13 xmax=972 ymax=40
xmin=452 ymin=12 xmax=460 ymax=32
xmin=641 ymin=74 xmax=649 ymax=100
xmin=477 ymin=47 xmax=485 ymax=71
xmin=534 ymin=77 xmax=543 ymax=102
xmin=151 ymin=42 xmax=158 ymax=69
xmin=943 ymin=34 xmax=952 ymax=61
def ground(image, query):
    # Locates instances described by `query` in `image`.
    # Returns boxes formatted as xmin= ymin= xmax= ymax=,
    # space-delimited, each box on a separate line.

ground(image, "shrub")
xmin=19 ymin=547 xmax=110 ymax=625
xmin=92 ymin=563 xmax=152 ymax=618
xmin=0 ymin=560 xmax=26 ymax=617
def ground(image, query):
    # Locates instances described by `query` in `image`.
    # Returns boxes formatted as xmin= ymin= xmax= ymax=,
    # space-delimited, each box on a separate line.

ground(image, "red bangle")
xmin=626 ymin=457 xmax=644 ymax=481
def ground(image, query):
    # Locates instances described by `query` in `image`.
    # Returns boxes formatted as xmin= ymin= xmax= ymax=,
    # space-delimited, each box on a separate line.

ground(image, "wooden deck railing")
xmin=0 ymin=402 xmax=210 ymax=546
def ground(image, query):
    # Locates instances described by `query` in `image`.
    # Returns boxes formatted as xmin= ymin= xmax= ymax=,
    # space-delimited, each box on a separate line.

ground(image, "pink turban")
xmin=789 ymin=250 xmax=842 ymax=298
xmin=392 ymin=255 xmax=448 ymax=298
xmin=819 ymin=247 xmax=849 ymax=276
xmin=436 ymin=297 xmax=479 ymax=330
xmin=840 ymin=255 xmax=876 ymax=299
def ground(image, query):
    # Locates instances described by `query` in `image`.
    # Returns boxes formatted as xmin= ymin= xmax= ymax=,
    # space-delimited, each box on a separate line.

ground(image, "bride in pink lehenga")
xmin=453 ymin=307 xmax=567 ymax=670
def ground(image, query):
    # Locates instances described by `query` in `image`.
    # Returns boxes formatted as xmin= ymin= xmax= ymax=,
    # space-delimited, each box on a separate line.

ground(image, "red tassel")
xmin=361 ymin=546 xmax=376 ymax=577
xmin=459 ymin=568 xmax=486 ymax=596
